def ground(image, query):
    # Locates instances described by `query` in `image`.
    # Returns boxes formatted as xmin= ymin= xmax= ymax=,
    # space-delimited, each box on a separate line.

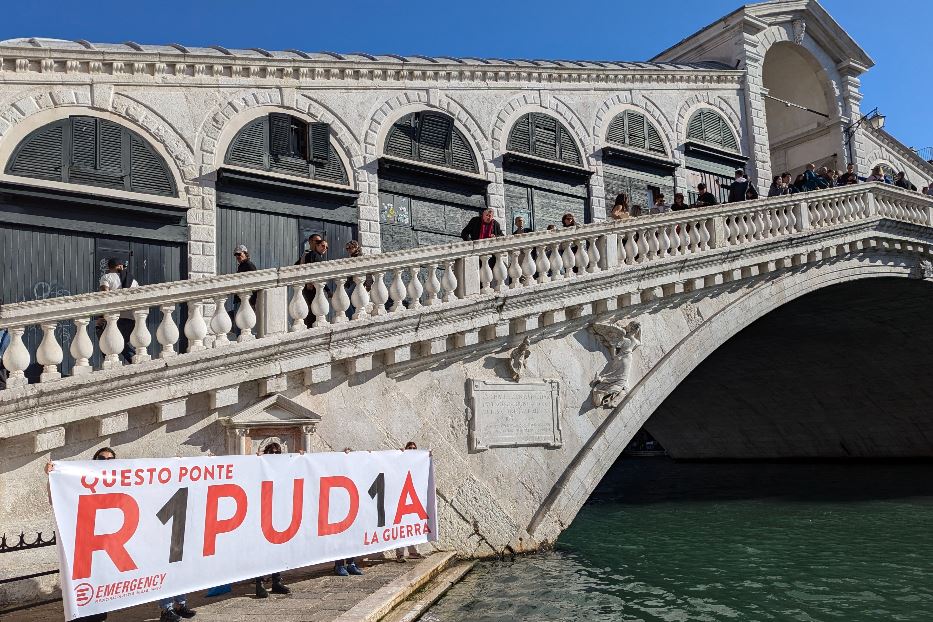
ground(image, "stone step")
xmin=379 ymin=559 xmax=477 ymax=622
xmin=336 ymin=552 xmax=458 ymax=622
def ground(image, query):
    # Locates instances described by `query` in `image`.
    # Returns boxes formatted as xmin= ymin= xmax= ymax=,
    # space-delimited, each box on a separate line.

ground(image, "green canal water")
xmin=423 ymin=459 xmax=933 ymax=621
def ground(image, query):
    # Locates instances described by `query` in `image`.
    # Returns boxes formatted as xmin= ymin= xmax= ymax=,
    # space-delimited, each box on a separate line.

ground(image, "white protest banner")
xmin=48 ymin=450 xmax=436 ymax=620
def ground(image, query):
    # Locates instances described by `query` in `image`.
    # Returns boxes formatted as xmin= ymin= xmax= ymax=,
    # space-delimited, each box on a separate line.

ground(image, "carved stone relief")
xmin=590 ymin=320 xmax=643 ymax=408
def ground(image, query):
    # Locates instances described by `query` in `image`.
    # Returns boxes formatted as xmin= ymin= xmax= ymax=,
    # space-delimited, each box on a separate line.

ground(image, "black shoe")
xmin=160 ymin=609 xmax=182 ymax=622
xmin=271 ymin=581 xmax=291 ymax=595
xmin=255 ymin=581 xmax=269 ymax=598
xmin=174 ymin=604 xmax=196 ymax=619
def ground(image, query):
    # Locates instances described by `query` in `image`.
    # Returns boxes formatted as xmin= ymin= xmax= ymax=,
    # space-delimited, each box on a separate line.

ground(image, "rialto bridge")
xmin=3 ymin=0 xmax=933 ymax=607
xmin=3 ymin=183 xmax=933 ymax=602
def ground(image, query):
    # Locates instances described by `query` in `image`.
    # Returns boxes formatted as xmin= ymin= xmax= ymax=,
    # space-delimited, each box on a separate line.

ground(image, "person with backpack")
xmin=716 ymin=169 xmax=754 ymax=202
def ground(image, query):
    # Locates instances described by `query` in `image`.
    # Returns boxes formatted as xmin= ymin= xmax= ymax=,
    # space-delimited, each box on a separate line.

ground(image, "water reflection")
xmin=424 ymin=460 xmax=933 ymax=621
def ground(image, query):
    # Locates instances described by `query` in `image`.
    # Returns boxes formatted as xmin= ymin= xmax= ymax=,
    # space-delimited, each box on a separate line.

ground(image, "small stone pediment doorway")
xmin=221 ymin=393 xmax=322 ymax=455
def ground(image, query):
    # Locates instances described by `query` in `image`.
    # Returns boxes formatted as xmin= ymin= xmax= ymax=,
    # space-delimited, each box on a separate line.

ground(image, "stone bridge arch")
xmin=528 ymin=256 xmax=932 ymax=544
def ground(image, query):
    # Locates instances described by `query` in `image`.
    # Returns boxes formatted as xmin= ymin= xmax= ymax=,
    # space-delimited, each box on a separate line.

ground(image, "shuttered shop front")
xmin=0 ymin=181 xmax=186 ymax=378
xmin=504 ymin=113 xmax=591 ymax=230
xmin=216 ymin=170 xmax=359 ymax=271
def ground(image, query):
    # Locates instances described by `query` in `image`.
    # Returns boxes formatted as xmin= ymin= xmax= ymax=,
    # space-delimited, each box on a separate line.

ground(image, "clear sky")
xmin=2 ymin=0 xmax=929 ymax=152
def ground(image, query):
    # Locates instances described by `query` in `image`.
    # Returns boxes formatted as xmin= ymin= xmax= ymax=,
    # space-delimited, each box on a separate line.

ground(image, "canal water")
xmin=423 ymin=459 xmax=933 ymax=621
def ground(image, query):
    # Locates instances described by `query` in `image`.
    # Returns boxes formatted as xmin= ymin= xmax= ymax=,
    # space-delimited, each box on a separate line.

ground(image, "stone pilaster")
xmin=737 ymin=36 xmax=771 ymax=194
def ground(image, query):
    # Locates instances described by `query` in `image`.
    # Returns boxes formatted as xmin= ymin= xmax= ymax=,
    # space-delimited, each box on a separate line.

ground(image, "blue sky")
xmin=2 ymin=0 xmax=929 ymax=152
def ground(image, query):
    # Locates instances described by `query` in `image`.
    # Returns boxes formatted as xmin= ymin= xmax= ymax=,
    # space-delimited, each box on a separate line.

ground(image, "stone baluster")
xmin=1 ymin=327 xmax=29 ymax=388
xmin=549 ymin=243 xmax=563 ymax=280
xmin=506 ymin=250 xmax=522 ymax=289
xmin=407 ymin=266 xmax=424 ymax=308
xmin=70 ymin=318 xmax=93 ymax=375
xmin=288 ymin=285 xmax=309 ymax=331
xmin=422 ymin=265 xmax=441 ymax=306
xmin=234 ymin=292 xmax=256 ymax=341
xmin=688 ymin=221 xmax=700 ymax=253
xmin=210 ymin=295 xmax=232 ymax=346
xmin=131 ymin=309 xmax=152 ymax=362
xmin=351 ymin=274 xmax=372 ymax=318
xmin=492 ymin=253 xmax=509 ymax=291
xmin=37 ymin=322 xmax=63 ymax=382
xmin=520 ymin=248 xmax=536 ymax=283
xmin=636 ymin=229 xmax=650 ymax=260
xmin=184 ymin=301 xmax=208 ymax=352
xmin=754 ymin=211 xmax=766 ymax=239
xmin=311 ymin=281 xmax=332 ymax=321
xmin=371 ymin=272 xmax=389 ymax=314
xmin=535 ymin=245 xmax=550 ymax=284
xmin=441 ymin=262 xmax=458 ymax=302
xmin=646 ymin=228 xmax=660 ymax=259
xmin=479 ymin=255 xmax=493 ymax=294
xmin=157 ymin=305 xmax=180 ymax=354
xmin=587 ymin=237 xmax=600 ymax=272
xmin=561 ymin=242 xmax=576 ymax=276
xmin=659 ymin=227 xmax=671 ymax=258
xmin=332 ymin=279 xmax=351 ymax=323
xmin=389 ymin=271 xmax=406 ymax=312
xmin=625 ymin=232 xmax=638 ymax=264
xmin=100 ymin=313 xmax=124 ymax=369
xmin=617 ymin=234 xmax=628 ymax=264
xmin=574 ymin=240 xmax=589 ymax=274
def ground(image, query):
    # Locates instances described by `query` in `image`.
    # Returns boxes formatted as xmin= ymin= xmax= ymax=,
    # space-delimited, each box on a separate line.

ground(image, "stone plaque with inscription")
xmin=468 ymin=379 xmax=561 ymax=452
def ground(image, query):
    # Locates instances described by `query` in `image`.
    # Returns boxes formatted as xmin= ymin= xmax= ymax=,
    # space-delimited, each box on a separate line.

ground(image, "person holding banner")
xmin=395 ymin=442 xmax=426 ymax=563
xmin=45 ymin=447 xmax=117 ymax=622
xmin=335 ymin=448 xmax=364 ymax=577
xmin=254 ymin=443 xmax=292 ymax=598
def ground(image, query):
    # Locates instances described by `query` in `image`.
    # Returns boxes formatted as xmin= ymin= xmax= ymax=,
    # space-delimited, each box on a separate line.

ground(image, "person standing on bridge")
xmin=837 ymin=163 xmax=859 ymax=186
xmin=716 ymin=169 xmax=753 ymax=203
xmin=394 ymin=441 xmax=427 ymax=562
xmin=461 ymin=208 xmax=502 ymax=241
xmin=693 ymin=183 xmax=718 ymax=207
xmin=253 ymin=442 xmax=293 ymax=598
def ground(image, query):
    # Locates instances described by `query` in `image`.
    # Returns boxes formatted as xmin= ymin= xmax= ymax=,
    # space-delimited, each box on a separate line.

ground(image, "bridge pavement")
xmin=3 ymin=553 xmax=442 ymax=622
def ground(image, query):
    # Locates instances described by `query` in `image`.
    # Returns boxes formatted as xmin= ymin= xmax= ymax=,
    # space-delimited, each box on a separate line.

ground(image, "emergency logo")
xmin=74 ymin=583 xmax=94 ymax=606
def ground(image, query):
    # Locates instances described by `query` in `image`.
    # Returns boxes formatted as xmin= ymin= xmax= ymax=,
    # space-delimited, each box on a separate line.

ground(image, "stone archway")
xmin=527 ymin=255 xmax=931 ymax=545
xmin=762 ymin=41 xmax=841 ymax=177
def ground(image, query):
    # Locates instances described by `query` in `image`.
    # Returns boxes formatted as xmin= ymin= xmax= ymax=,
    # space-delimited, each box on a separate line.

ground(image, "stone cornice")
xmin=0 ymin=48 xmax=744 ymax=88
xmin=865 ymin=127 xmax=933 ymax=175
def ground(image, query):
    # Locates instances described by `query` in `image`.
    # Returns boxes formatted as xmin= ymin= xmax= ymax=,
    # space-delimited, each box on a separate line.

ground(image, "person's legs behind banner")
xmin=158 ymin=594 xmax=196 ymax=621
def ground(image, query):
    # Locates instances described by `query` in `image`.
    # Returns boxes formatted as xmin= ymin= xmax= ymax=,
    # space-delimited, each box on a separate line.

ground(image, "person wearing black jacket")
xmin=716 ymin=169 xmax=754 ymax=203
xmin=461 ymin=208 xmax=503 ymax=241
xmin=693 ymin=182 xmax=719 ymax=208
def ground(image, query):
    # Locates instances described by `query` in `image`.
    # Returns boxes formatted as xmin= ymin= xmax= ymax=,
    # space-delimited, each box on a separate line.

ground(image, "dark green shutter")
xmin=507 ymin=115 xmax=532 ymax=153
xmin=386 ymin=115 xmax=416 ymax=159
xmin=626 ymin=112 xmax=647 ymax=151
xmin=687 ymin=112 xmax=704 ymax=142
xmin=557 ymin=125 xmax=581 ymax=166
xmin=416 ymin=112 xmax=453 ymax=167
xmin=269 ymin=113 xmax=292 ymax=157
xmin=531 ymin=114 xmax=558 ymax=161
xmin=607 ymin=115 xmax=626 ymax=146
xmin=311 ymin=143 xmax=349 ymax=185
xmin=6 ymin=122 xmax=64 ymax=181
xmin=309 ymin=122 xmax=330 ymax=164
xmin=450 ymin=128 xmax=477 ymax=172
xmin=227 ymin=117 xmax=268 ymax=169
xmin=130 ymin=135 xmax=175 ymax=196
xmin=646 ymin=123 xmax=663 ymax=153
xmin=97 ymin=120 xmax=125 ymax=174
xmin=70 ymin=117 xmax=97 ymax=169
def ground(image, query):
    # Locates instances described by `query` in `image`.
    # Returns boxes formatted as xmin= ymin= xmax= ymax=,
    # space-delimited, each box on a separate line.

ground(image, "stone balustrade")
xmin=1 ymin=182 xmax=930 ymax=394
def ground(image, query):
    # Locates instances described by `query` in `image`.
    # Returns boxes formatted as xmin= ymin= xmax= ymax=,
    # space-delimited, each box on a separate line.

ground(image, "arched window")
xmin=225 ymin=113 xmax=348 ymax=185
xmin=507 ymin=113 xmax=582 ymax=167
xmin=607 ymin=110 xmax=665 ymax=155
xmin=384 ymin=111 xmax=478 ymax=174
xmin=5 ymin=116 xmax=177 ymax=196
xmin=686 ymin=109 xmax=739 ymax=152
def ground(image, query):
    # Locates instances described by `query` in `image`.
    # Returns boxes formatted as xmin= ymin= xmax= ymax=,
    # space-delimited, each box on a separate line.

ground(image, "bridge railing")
xmin=0 ymin=183 xmax=930 ymax=391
